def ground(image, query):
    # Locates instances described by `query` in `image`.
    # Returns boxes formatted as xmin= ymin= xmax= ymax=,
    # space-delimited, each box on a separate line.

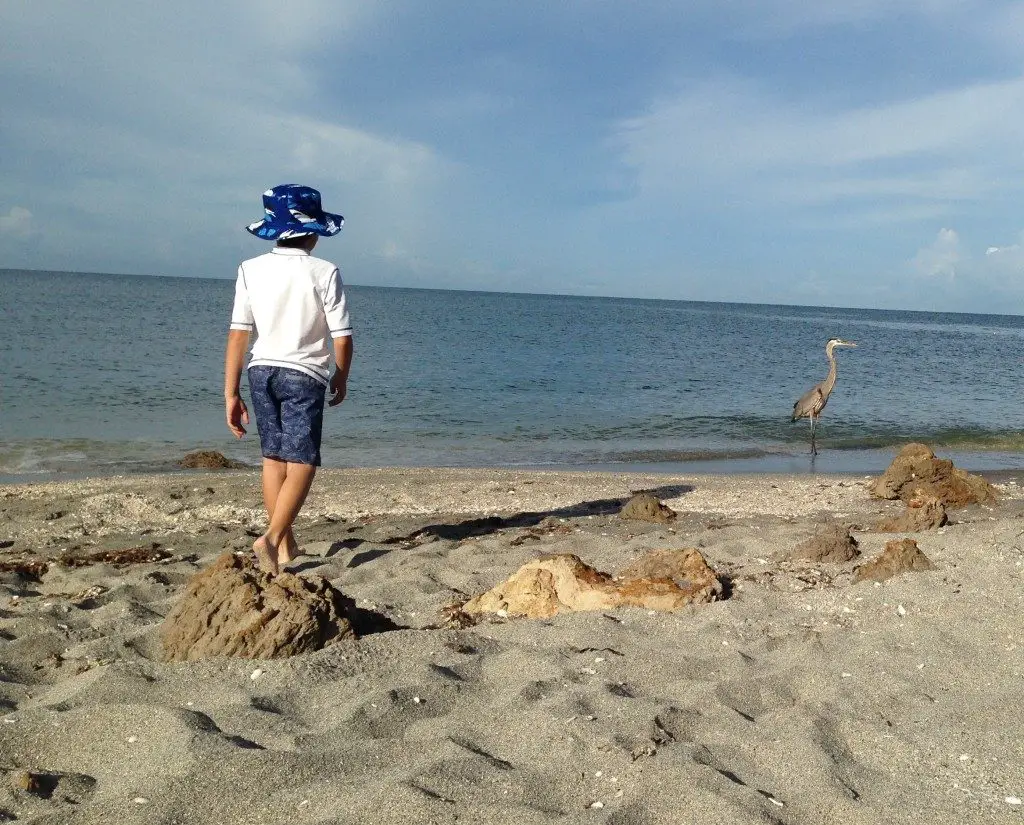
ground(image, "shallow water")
xmin=3 ymin=268 xmax=1024 ymax=479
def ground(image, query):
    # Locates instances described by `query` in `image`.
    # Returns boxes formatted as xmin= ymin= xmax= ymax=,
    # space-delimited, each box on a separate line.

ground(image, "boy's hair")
xmin=275 ymin=234 xmax=316 ymax=249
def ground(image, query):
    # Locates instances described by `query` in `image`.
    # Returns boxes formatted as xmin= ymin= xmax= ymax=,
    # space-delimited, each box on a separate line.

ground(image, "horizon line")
xmin=1 ymin=265 xmax=1020 ymax=320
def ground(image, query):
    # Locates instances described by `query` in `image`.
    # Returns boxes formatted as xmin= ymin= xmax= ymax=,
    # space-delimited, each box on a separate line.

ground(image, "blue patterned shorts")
xmin=247 ymin=366 xmax=326 ymax=466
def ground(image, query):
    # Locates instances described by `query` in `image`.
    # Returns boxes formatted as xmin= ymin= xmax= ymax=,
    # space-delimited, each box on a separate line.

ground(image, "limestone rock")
xmin=462 ymin=555 xmax=611 ymax=619
xmin=179 ymin=450 xmax=247 ymax=470
xmin=790 ymin=524 xmax=860 ymax=563
xmin=869 ymin=443 xmax=996 ymax=507
xmin=161 ymin=552 xmax=355 ymax=661
xmin=617 ymin=548 xmax=724 ymax=602
xmin=461 ymin=551 xmax=721 ymax=620
xmin=613 ymin=575 xmax=718 ymax=612
xmin=853 ymin=538 xmax=933 ymax=584
xmin=872 ymin=494 xmax=948 ymax=532
xmin=620 ymin=492 xmax=677 ymax=524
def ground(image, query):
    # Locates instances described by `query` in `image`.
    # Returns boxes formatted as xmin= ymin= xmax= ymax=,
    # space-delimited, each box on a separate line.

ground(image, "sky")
xmin=3 ymin=1 xmax=1024 ymax=313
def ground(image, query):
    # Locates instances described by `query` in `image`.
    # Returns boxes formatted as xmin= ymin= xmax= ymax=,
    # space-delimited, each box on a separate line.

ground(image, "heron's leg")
xmin=810 ymin=415 xmax=817 ymax=455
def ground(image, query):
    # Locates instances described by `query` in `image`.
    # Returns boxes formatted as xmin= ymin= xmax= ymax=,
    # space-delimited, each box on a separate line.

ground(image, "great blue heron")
xmin=791 ymin=338 xmax=857 ymax=455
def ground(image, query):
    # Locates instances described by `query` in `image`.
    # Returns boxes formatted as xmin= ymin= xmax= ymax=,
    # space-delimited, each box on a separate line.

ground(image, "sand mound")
xmin=790 ymin=524 xmax=860 ymax=563
xmin=619 ymin=492 xmax=677 ymax=523
xmin=854 ymin=538 xmax=934 ymax=583
xmin=161 ymin=552 xmax=355 ymax=660
xmin=870 ymin=443 xmax=997 ymax=507
xmin=872 ymin=494 xmax=948 ymax=532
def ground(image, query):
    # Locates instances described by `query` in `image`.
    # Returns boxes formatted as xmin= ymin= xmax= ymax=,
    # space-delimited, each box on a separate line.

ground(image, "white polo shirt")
xmin=229 ymin=247 xmax=352 ymax=385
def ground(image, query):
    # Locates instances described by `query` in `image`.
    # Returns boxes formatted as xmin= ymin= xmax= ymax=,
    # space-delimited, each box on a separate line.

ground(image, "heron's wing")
xmin=792 ymin=384 xmax=825 ymax=420
xmin=814 ymin=384 xmax=831 ymax=414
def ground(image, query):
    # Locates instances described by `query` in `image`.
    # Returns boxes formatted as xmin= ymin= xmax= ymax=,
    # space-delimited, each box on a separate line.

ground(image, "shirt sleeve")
xmin=229 ymin=265 xmax=255 ymax=332
xmin=321 ymin=266 xmax=353 ymax=338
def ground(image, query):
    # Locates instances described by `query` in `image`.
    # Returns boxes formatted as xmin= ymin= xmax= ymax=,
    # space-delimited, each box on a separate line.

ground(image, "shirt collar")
xmin=271 ymin=247 xmax=310 ymax=256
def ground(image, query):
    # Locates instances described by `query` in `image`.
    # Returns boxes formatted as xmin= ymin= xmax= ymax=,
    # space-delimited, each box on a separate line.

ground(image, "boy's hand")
xmin=226 ymin=395 xmax=249 ymax=438
xmin=328 ymin=372 xmax=348 ymax=407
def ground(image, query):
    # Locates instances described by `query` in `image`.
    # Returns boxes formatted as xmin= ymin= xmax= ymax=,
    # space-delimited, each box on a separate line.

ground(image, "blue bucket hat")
xmin=246 ymin=184 xmax=344 ymax=240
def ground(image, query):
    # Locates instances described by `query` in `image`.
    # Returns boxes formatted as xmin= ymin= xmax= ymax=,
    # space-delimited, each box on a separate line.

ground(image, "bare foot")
xmin=253 ymin=535 xmax=279 ymax=575
xmin=278 ymin=529 xmax=300 ymax=566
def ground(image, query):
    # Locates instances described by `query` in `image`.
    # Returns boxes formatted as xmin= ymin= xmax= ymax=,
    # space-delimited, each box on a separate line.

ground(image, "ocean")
xmin=3 ymin=268 xmax=1024 ymax=480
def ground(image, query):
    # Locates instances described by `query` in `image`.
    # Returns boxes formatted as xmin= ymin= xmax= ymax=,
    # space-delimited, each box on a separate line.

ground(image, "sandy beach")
xmin=1 ymin=466 xmax=1022 ymax=824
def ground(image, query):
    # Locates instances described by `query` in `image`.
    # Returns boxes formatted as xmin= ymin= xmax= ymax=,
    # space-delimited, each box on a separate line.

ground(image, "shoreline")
xmin=6 ymin=459 xmax=1024 ymax=494
xmin=7 ymin=446 xmax=1024 ymax=488
xmin=8 ymin=434 xmax=1024 ymax=485
xmin=1 ymin=467 xmax=1023 ymax=822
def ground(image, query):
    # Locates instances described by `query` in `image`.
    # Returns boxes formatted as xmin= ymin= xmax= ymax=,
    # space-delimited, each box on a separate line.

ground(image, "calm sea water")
xmin=3 ymin=268 xmax=1024 ymax=480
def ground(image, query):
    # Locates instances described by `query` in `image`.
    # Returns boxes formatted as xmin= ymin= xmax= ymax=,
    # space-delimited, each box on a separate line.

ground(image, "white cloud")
xmin=905 ymin=226 xmax=1024 ymax=310
xmin=0 ymin=0 xmax=462 ymax=278
xmin=614 ymin=75 xmax=1024 ymax=217
xmin=3 ymin=0 xmax=1024 ymax=308
xmin=911 ymin=228 xmax=962 ymax=280
xmin=979 ymin=237 xmax=1024 ymax=274
xmin=0 ymin=207 xmax=32 ymax=238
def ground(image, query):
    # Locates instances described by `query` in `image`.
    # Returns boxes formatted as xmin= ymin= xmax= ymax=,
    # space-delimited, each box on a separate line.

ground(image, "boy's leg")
xmin=262 ymin=456 xmax=287 ymax=511
xmin=264 ymin=463 xmax=317 ymax=548
xmin=252 ymin=368 xmax=325 ymax=575
xmin=261 ymin=457 xmax=299 ymax=564
xmin=254 ymin=463 xmax=316 ymax=573
xmin=247 ymin=366 xmax=285 ymax=574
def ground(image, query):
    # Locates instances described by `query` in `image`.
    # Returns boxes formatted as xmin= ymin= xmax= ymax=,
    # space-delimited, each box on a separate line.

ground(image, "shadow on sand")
xmin=325 ymin=483 xmax=694 ymax=568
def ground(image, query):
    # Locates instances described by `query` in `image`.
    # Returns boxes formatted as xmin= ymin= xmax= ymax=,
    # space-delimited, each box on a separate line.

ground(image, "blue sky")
xmin=3 ymin=1 xmax=1024 ymax=312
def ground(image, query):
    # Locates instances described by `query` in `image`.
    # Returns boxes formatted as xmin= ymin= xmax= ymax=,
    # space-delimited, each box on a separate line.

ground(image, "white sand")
xmin=0 ymin=468 xmax=1022 ymax=823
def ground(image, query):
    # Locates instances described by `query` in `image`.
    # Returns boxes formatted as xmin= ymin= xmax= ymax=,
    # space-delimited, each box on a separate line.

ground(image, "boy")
xmin=224 ymin=184 xmax=353 ymax=575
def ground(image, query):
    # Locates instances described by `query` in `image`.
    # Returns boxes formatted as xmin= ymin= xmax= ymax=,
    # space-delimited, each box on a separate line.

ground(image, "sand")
xmin=0 ymin=466 xmax=1023 ymax=824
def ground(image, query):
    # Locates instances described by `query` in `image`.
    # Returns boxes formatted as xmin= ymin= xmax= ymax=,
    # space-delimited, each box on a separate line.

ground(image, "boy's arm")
xmin=329 ymin=335 xmax=353 ymax=407
xmin=226 ymin=266 xmax=254 ymax=437
xmin=224 ymin=329 xmax=251 ymax=437
xmin=322 ymin=265 xmax=353 ymax=408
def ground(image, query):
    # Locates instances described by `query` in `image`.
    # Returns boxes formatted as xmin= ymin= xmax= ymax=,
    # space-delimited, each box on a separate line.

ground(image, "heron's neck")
xmin=822 ymin=347 xmax=838 ymax=396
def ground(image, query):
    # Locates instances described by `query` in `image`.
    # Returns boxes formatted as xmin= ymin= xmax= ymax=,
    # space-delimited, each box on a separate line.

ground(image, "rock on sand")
xmin=461 ymin=549 xmax=721 ymax=620
xmin=161 ymin=552 xmax=355 ymax=660
xmin=870 ymin=443 xmax=996 ymax=507
xmin=789 ymin=524 xmax=860 ymax=563
xmin=619 ymin=492 xmax=677 ymax=523
xmin=854 ymin=537 xmax=934 ymax=583
xmin=178 ymin=450 xmax=247 ymax=470
xmin=872 ymin=493 xmax=949 ymax=532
